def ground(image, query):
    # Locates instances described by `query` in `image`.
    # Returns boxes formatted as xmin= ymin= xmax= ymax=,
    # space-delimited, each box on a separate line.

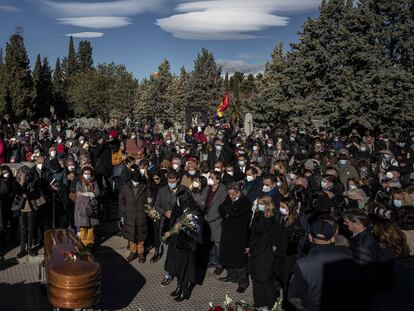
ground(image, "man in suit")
xmin=208 ymin=139 xmax=230 ymax=170
xmin=234 ymin=154 xmax=250 ymax=182
xmin=202 ymin=171 xmax=228 ymax=275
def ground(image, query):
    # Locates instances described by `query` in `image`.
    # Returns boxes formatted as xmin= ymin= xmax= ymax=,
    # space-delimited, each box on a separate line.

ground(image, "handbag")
xmin=11 ymin=194 xmax=25 ymax=217
xmin=86 ymin=198 xmax=101 ymax=219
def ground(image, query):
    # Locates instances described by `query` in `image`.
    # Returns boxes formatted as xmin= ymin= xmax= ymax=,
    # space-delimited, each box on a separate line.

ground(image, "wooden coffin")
xmin=44 ymin=229 xmax=101 ymax=309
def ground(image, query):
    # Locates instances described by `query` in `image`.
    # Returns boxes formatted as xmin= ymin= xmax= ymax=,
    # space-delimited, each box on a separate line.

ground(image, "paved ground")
xmin=0 ymin=233 xmax=253 ymax=311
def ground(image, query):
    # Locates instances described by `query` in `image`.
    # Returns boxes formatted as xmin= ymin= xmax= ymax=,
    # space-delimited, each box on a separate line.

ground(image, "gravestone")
xmin=244 ymin=113 xmax=253 ymax=136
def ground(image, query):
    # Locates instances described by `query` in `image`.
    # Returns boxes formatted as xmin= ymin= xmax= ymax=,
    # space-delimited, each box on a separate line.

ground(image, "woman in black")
xmin=273 ymin=198 xmax=302 ymax=311
xmin=247 ymin=194 xmax=278 ymax=309
xmin=163 ymin=190 xmax=203 ymax=302
xmin=148 ymin=170 xmax=167 ymax=263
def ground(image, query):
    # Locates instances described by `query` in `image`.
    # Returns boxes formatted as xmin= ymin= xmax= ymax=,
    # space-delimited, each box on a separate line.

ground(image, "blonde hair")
xmin=257 ymin=194 xmax=275 ymax=218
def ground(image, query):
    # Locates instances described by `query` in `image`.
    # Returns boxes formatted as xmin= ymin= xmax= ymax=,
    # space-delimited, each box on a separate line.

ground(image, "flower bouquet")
xmin=161 ymin=209 xmax=201 ymax=242
xmin=208 ymin=294 xmax=283 ymax=311
xmin=144 ymin=204 xmax=161 ymax=222
xmin=62 ymin=250 xmax=90 ymax=262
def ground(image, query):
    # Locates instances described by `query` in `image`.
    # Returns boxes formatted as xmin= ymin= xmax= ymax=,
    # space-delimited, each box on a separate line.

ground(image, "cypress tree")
xmin=67 ymin=36 xmax=78 ymax=77
xmin=168 ymin=66 xmax=190 ymax=124
xmin=78 ymin=40 xmax=94 ymax=72
xmin=53 ymin=57 xmax=67 ymax=117
xmin=0 ymin=48 xmax=7 ymax=114
xmin=41 ymin=57 xmax=53 ymax=116
xmin=5 ymin=32 xmax=33 ymax=120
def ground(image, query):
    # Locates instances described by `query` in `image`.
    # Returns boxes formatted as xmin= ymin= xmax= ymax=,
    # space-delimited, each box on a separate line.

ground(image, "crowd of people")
xmin=0 ymin=113 xmax=413 ymax=310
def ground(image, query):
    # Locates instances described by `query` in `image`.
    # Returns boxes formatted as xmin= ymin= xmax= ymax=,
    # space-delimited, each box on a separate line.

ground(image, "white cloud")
xmin=217 ymin=59 xmax=265 ymax=75
xmin=0 ymin=4 xmax=20 ymax=12
xmin=58 ymin=16 xmax=131 ymax=29
xmin=40 ymin=0 xmax=165 ymax=17
xmin=156 ymin=0 xmax=321 ymax=40
xmin=65 ymin=32 xmax=104 ymax=38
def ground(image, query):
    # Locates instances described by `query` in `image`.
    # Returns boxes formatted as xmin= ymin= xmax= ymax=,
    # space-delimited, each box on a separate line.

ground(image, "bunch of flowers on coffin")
xmin=162 ymin=208 xmax=202 ymax=242
xmin=62 ymin=250 xmax=90 ymax=262
xmin=208 ymin=294 xmax=283 ymax=311
xmin=144 ymin=204 xmax=161 ymax=222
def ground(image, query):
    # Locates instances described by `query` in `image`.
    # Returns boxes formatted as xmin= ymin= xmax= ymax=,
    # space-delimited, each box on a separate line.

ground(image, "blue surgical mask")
xmin=168 ymin=182 xmax=177 ymax=190
xmin=393 ymin=200 xmax=402 ymax=208
xmin=257 ymin=204 xmax=266 ymax=212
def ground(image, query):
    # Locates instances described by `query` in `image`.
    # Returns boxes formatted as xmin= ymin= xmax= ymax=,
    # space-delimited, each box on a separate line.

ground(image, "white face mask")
xmin=236 ymin=143 xmax=241 ymax=148
xmin=252 ymin=146 xmax=258 ymax=151
xmin=321 ymin=181 xmax=329 ymax=189
xmin=132 ymin=181 xmax=139 ymax=187
xmin=238 ymin=160 xmax=245 ymax=167
xmin=83 ymin=174 xmax=91 ymax=180
xmin=172 ymin=163 xmax=179 ymax=170
xmin=267 ymin=144 xmax=273 ymax=148
xmin=262 ymin=186 xmax=271 ymax=193
xmin=246 ymin=175 xmax=254 ymax=182
xmin=140 ymin=168 xmax=145 ymax=175
xmin=214 ymin=168 xmax=222 ymax=173
xmin=131 ymin=135 xmax=136 ymax=140
xmin=166 ymin=140 xmax=172 ymax=144
xmin=276 ymin=181 xmax=282 ymax=187
xmin=207 ymin=178 xmax=214 ymax=186
xmin=279 ymin=208 xmax=289 ymax=216
xmin=189 ymin=170 xmax=196 ymax=176
xmin=360 ymin=147 xmax=367 ymax=152
xmin=227 ymin=171 xmax=234 ymax=176
xmin=348 ymin=184 xmax=357 ymax=190
xmin=68 ymin=166 xmax=75 ymax=172
xmin=57 ymin=139 xmax=62 ymax=144
xmin=3 ymin=173 xmax=10 ymax=178
xmin=215 ymin=145 xmax=223 ymax=151
xmin=36 ymin=164 xmax=43 ymax=170
xmin=50 ymin=151 xmax=57 ymax=157
xmin=79 ymin=140 xmax=85 ymax=145
xmin=192 ymin=181 xmax=200 ymax=189
xmin=289 ymin=173 xmax=297 ymax=180
xmin=339 ymin=159 xmax=347 ymax=165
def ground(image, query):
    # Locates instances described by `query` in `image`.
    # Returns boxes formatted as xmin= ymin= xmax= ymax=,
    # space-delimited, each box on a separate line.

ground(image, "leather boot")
xmin=150 ymin=245 xmax=163 ymax=263
xmin=170 ymin=283 xmax=182 ymax=297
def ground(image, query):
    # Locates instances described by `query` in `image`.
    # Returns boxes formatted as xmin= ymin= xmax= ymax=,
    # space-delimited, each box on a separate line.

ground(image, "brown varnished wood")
xmin=44 ymin=229 xmax=101 ymax=309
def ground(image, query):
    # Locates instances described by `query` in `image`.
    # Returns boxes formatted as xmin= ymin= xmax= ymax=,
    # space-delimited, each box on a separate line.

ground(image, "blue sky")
xmin=0 ymin=0 xmax=320 ymax=79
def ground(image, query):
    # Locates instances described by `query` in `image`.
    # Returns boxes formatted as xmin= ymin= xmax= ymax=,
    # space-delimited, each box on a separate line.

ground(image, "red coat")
xmin=194 ymin=132 xmax=207 ymax=144
xmin=0 ymin=139 xmax=5 ymax=164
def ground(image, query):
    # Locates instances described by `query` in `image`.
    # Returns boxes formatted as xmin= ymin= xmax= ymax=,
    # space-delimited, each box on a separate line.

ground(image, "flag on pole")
xmin=217 ymin=92 xmax=230 ymax=118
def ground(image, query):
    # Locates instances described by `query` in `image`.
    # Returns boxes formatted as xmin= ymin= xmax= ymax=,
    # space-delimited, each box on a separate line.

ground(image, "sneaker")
xmin=160 ymin=277 xmax=172 ymax=287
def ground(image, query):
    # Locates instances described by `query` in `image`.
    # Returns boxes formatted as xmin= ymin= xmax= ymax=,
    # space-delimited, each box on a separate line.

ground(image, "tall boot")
xmin=16 ymin=231 xmax=27 ymax=258
xmin=150 ymin=244 xmax=163 ymax=263
xmin=174 ymin=282 xmax=190 ymax=302
xmin=27 ymin=226 xmax=37 ymax=257
xmin=170 ymin=281 xmax=182 ymax=297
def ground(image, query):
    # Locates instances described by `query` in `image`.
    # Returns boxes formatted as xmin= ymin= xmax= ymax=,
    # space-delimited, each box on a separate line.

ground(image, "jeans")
xmin=209 ymin=241 xmax=222 ymax=267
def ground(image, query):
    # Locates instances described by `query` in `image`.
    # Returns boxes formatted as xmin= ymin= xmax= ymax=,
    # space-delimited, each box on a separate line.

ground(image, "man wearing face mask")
xmin=334 ymin=151 xmax=360 ymax=190
xmin=234 ymin=155 xmax=250 ymax=182
xmin=154 ymin=170 xmax=190 ymax=286
xmin=242 ymin=167 xmax=262 ymax=203
xmin=218 ymin=184 xmax=251 ymax=293
xmin=207 ymin=139 xmax=230 ymax=170
xmin=170 ymin=157 xmax=184 ymax=179
xmin=201 ymin=171 xmax=228 ymax=275
xmin=260 ymin=174 xmax=281 ymax=210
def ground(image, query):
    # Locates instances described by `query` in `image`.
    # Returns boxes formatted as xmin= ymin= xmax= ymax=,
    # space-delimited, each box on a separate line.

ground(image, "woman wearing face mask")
xmin=247 ymin=194 xmax=278 ymax=310
xmin=74 ymin=167 xmax=100 ymax=248
xmin=273 ymin=198 xmax=302 ymax=311
xmin=189 ymin=176 xmax=206 ymax=208
xmin=119 ymin=171 xmax=152 ymax=263
xmin=181 ymin=161 xmax=198 ymax=189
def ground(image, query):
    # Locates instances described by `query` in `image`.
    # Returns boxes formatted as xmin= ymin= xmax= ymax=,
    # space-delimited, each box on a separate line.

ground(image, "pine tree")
xmin=4 ymin=32 xmax=33 ymax=120
xmin=53 ymin=58 xmax=67 ymax=117
xmin=187 ymin=48 xmax=222 ymax=113
xmin=134 ymin=78 xmax=152 ymax=120
xmin=41 ymin=57 xmax=53 ymax=115
xmin=78 ymin=41 xmax=94 ymax=72
xmin=33 ymin=54 xmax=42 ymax=115
xmin=151 ymin=59 xmax=174 ymax=121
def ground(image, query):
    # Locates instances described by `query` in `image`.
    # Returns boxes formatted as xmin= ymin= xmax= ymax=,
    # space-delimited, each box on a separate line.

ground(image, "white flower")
xmin=223 ymin=293 xmax=233 ymax=306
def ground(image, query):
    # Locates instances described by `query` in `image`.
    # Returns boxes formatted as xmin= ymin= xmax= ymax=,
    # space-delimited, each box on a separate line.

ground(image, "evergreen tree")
xmin=33 ymin=55 xmax=53 ymax=117
xmin=53 ymin=58 xmax=67 ymax=117
xmin=78 ymin=40 xmax=94 ymax=72
xmin=168 ymin=66 xmax=190 ymax=124
xmin=64 ymin=36 xmax=78 ymax=77
xmin=0 ymin=48 xmax=7 ymax=114
xmin=134 ymin=78 xmax=152 ymax=119
xmin=187 ymin=48 xmax=222 ymax=112
xmin=4 ymin=32 xmax=33 ymax=120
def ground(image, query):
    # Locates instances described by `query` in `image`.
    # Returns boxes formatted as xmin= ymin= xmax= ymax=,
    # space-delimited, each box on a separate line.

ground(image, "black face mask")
xmin=347 ymin=199 xmax=358 ymax=210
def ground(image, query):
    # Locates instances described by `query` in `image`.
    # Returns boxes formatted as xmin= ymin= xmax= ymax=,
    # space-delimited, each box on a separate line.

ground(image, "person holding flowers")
xmin=163 ymin=190 xmax=203 ymax=302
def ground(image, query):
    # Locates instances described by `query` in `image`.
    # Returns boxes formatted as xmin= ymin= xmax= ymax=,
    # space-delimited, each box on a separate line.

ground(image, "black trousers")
xmin=252 ymin=278 xmax=277 ymax=309
xmin=226 ymin=266 xmax=249 ymax=288
xmin=19 ymin=211 xmax=36 ymax=251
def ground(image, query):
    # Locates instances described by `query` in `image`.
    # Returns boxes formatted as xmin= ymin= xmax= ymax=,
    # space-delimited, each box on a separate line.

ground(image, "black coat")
xmin=119 ymin=181 xmax=151 ymax=242
xmin=349 ymin=229 xmax=380 ymax=265
xmin=219 ymin=195 xmax=252 ymax=268
xmin=248 ymin=213 xmax=278 ymax=283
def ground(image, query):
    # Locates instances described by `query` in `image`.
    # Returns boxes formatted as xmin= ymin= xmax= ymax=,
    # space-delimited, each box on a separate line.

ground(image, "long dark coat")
xmin=248 ymin=213 xmax=278 ymax=283
xmin=219 ymin=195 xmax=252 ymax=268
xmin=119 ymin=181 xmax=151 ymax=242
